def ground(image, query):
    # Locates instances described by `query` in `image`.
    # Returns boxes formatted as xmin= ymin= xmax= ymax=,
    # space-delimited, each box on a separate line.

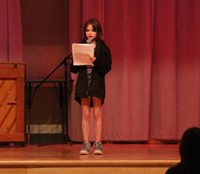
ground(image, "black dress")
xmin=70 ymin=39 xmax=112 ymax=107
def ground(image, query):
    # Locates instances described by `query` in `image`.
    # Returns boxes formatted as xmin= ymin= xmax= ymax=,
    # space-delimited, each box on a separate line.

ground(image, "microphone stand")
xmin=35 ymin=53 xmax=72 ymax=146
xmin=35 ymin=53 xmax=72 ymax=90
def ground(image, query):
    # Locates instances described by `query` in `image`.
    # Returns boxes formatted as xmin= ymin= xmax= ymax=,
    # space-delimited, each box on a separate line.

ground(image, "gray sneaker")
xmin=93 ymin=142 xmax=103 ymax=155
xmin=80 ymin=142 xmax=91 ymax=155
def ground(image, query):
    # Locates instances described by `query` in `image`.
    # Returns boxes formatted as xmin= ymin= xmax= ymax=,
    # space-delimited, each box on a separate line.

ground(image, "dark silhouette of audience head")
xmin=179 ymin=127 xmax=200 ymax=165
xmin=166 ymin=127 xmax=200 ymax=174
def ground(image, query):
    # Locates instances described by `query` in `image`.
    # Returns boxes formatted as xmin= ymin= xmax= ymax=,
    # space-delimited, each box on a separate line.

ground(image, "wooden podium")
xmin=0 ymin=63 xmax=25 ymax=144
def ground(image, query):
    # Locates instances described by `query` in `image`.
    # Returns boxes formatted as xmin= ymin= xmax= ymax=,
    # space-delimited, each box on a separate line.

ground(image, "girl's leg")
xmin=81 ymin=97 xmax=91 ymax=143
xmin=92 ymin=96 xmax=102 ymax=142
xmin=80 ymin=97 xmax=91 ymax=155
xmin=92 ymin=96 xmax=103 ymax=154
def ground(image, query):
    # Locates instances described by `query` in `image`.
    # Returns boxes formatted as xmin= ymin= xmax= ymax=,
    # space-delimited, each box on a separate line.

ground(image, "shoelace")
xmin=83 ymin=143 xmax=91 ymax=150
xmin=94 ymin=142 xmax=102 ymax=149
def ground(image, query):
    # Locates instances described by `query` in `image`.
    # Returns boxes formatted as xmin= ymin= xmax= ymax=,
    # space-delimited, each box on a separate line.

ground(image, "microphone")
xmin=86 ymin=39 xmax=92 ymax=44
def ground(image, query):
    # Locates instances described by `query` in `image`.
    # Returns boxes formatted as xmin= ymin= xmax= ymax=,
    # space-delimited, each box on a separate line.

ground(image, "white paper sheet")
xmin=72 ymin=43 xmax=95 ymax=66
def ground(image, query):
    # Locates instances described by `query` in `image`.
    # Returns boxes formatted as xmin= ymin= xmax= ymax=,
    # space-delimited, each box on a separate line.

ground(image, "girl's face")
xmin=85 ymin=24 xmax=97 ymax=42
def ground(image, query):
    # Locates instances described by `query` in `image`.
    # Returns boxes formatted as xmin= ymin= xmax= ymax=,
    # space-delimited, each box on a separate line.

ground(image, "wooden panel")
xmin=0 ymin=80 xmax=16 ymax=133
xmin=0 ymin=63 xmax=24 ymax=78
xmin=27 ymin=167 xmax=168 ymax=174
xmin=0 ymin=168 xmax=26 ymax=174
xmin=0 ymin=63 xmax=25 ymax=142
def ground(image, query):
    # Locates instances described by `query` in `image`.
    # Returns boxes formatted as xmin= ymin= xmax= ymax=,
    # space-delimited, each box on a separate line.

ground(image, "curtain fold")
xmin=150 ymin=0 xmax=178 ymax=139
xmin=0 ymin=0 xmax=23 ymax=62
xmin=176 ymin=0 xmax=200 ymax=137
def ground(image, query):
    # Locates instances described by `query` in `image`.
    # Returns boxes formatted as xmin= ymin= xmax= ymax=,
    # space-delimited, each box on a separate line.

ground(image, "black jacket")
xmin=70 ymin=39 xmax=112 ymax=106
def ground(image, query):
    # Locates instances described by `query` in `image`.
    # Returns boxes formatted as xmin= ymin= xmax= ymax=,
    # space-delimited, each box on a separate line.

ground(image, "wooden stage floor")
xmin=0 ymin=143 xmax=180 ymax=174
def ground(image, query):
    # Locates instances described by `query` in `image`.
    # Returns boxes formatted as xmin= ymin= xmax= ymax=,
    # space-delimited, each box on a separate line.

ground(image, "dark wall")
xmin=21 ymin=0 xmax=71 ymax=144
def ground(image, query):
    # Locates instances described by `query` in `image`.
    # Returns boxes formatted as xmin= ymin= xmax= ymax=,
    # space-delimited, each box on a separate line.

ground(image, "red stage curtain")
xmin=0 ymin=0 xmax=23 ymax=62
xmin=68 ymin=0 xmax=200 ymax=141
xmin=1 ymin=0 xmax=199 ymax=142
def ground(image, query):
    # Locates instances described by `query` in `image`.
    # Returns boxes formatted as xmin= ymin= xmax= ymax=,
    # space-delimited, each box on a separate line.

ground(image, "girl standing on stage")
xmin=70 ymin=18 xmax=112 ymax=155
